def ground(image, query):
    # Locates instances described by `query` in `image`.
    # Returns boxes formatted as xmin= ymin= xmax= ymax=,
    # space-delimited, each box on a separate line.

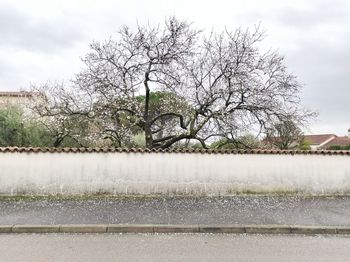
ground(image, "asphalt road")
xmin=1 ymin=195 xmax=350 ymax=225
xmin=0 ymin=233 xmax=349 ymax=262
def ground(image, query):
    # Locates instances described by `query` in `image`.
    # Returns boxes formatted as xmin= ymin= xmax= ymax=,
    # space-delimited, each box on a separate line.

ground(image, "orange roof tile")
xmin=303 ymin=134 xmax=335 ymax=145
xmin=322 ymin=136 xmax=350 ymax=148
xmin=0 ymin=147 xmax=349 ymax=155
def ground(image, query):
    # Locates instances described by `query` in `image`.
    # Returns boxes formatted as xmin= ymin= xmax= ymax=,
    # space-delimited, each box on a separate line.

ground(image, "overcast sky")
xmin=1 ymin=0 xmax=349 ymax=135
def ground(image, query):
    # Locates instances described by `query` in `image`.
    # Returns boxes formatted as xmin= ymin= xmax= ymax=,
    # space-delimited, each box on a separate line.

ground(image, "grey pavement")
xmin=1 ymin=233 xmax=350 ymax=262
xmin=1 ymin=195 xmax=350 ymax=226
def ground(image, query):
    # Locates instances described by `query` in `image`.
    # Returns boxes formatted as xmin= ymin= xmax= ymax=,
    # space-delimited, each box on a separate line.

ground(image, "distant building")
xmin=263 ymin=131 xmax=350 ymax=150
xmin=303 ymin=134 xmax=336 ymax=150
xmin=0 ymin=91 xmax=47 ymax=121
xmin=0 ymin=91 xmax=42 ymax=108
xmin=304 ymin=132 xmax=350 ymax=150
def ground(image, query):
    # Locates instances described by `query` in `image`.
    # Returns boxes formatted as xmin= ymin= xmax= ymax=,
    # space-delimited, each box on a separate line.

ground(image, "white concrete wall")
xmin=1 ymin=152 xmax=350 ymax=195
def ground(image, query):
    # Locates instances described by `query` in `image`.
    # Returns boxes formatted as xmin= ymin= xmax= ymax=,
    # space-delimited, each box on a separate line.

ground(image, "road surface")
xmin=0 ymin=233 xmax=349 ymax=262
xmin=1 ymin=195 xmax=350 ymax=225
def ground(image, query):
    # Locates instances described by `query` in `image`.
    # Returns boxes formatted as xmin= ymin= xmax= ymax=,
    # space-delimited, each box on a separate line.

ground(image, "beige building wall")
xmin=0 ymin=91 xmax=45 ymax=117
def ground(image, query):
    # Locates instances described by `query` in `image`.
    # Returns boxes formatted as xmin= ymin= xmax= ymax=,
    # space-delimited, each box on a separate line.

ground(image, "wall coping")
xmin=0 ymin=147 xmax=349 ymax=155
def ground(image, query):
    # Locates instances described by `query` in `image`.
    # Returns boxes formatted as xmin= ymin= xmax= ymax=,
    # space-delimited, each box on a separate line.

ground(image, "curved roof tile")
xmin=0 ymin=147 xmax=349 ymax=155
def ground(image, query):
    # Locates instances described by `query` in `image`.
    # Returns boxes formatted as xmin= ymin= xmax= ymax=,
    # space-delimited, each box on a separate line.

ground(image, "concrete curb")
xmin=1 ymin=224 xmax=350 ymax=234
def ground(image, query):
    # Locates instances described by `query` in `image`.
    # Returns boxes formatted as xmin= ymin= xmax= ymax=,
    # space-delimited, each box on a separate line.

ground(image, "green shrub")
xmin=328 ymin=145 xmax=350 ymax=150
xmin=0 ymin=106 xmax=51 ymax=147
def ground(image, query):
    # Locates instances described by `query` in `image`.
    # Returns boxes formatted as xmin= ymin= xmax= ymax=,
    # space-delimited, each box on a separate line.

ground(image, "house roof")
xmin=303 ymin=134 xmax=335 ymax=145
xmin=322 ymin=136 xmax=350 ymax=148
xmin=0 ymin=147 xmax=349 ymax=155
xmin=0 ymin=91 xmax=38 ymax=97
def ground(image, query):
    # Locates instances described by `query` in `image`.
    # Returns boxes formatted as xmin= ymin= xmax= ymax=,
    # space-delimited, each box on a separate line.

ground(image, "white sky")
xmin=1 ymin=0 xmax=349 ymax=135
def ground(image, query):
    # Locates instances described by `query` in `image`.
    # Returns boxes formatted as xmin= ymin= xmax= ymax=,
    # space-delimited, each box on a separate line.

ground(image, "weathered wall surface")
xmin=1 ymin=152 xmax=350 ymax=195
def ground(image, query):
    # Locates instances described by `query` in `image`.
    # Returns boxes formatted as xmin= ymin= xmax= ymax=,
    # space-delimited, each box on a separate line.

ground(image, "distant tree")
xmin=0 ymin=105 xmax=95 ymax=148
xmin=265 ymin=118 xmax=304 ymax=149
xmin=34 ymin=17 xmax=314 ymax=149
xmin=41 ymin=114 xmax=99 ymax=147
xmin=135 ymin=91 xmax=192 ymax=141
xmin=210 ymin=134 xmax=261 ymax=149
xmin=298 ymin=137 xmax=311 ymax=150
xmin=0 ymin=106 xmax=51 ymax=147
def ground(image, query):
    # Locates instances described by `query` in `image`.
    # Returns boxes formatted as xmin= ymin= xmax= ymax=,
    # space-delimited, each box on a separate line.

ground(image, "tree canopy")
xmin=0 ymin=106 xmax=50 ymax=147
xmin=265 ymin=118 xmax=304 ymax=149
xmin=34 ymin=17 xmax=314 ymax=149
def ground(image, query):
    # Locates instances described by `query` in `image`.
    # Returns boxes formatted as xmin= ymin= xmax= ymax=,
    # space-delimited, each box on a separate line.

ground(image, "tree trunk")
xmin=144 ymin=67 xmax=153 ymax=148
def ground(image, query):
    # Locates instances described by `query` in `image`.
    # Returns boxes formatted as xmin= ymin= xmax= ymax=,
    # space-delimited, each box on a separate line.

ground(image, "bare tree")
xmin=264 ymin=118 xmax=304 ymax=149
xmin=34 ymin=17 xmax=314 ymax=149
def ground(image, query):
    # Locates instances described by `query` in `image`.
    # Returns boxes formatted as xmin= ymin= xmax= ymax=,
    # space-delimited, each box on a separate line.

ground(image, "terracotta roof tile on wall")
xmin=0 ymin=147 xmax=349 ymax=155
